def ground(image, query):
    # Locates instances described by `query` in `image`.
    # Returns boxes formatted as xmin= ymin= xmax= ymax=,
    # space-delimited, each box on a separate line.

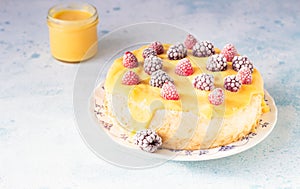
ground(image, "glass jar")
xmin=47 ymin=3 xmax=99 ymax=63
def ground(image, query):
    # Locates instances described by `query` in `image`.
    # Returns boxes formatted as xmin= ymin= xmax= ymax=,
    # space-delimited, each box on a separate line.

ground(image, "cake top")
xmin=104 ymin=39 xmax=269 ymax=124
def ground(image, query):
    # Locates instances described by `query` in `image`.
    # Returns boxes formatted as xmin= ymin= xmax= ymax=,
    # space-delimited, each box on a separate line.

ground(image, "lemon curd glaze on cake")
xmin=96 ymin=43 xmax=269 ymax=150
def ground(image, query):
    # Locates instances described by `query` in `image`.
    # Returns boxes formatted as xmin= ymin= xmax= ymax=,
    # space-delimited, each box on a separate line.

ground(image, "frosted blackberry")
xmin=193 ymin=73 xmax=214 ymax=91
xmin=134 ymin=129 xmax=162 ymax=153
xmin=142 ymin=47 xmax=157 ymax=59
xmin=192 ymin=41 xmax=215 ymax=57
xmin=224 ymin=75 xmax=242 ymax=92
xmin=167 ymin=43 xmax=187 ymax=60
xmin=150 ymin=70 xmax=174 ymax=88
xmin=144 ymin=55 xmax=163 ymax=75
xmin=232 ymin=55 xmax=254 ymax=73
xmin=206 ymin=54 xmax=228 ymax=72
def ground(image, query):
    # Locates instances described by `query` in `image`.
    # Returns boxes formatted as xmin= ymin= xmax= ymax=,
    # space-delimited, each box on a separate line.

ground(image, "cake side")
xmin=96 ymin=87 xmax=263 ymax=150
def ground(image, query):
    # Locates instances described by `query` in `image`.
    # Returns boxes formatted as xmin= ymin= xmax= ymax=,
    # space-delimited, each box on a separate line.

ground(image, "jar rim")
xmin=47 ymin=2 xmax=98 ymax=26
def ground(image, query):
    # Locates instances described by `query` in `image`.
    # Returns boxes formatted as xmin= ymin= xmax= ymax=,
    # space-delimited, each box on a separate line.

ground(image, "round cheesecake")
xmin=94 ymin=43 xmax=269 ymax=150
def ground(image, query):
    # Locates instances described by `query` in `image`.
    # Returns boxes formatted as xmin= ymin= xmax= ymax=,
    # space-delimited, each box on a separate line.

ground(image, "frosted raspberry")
xmin=149 ymin=41 xmax=164 ymax=55
xmin=142 ymin=48 xmax=157 ymax=59
xmin=184 ymin=34 xmax=197 ymax=50
xmin=206 ymin=54 xmax=227 ymax=72
xmin=224 ymin=75 xmax=241 ymax=92
xmin=237 ymin=67 xmax=252 ymax=84
xmin=193 ymin=73 xmax=214 ymax=91
xmin=232 ymin=55 xmax=254 ymax=73
xmin=192 ymin=41 xmax=215 ymax=57
xmin=122 ymin=70 xmax=140 ymax=85
xmin=122 ymin=51 xmax=138 ymax=68
xmin=175 ymin=58 xmax=194 ymax=76
xmin=220 ymin=44 xmax=238 ymax=62
xmin=161 ymin=82 xmax=179 ymax=100
xmin=150 ymin=70 xmax=174 ymax=88
xmin=167 ymin=43 xmax=187 ymax=60
xmin=208 ymin=88 xmax=225 ymax=105
xmin=144 ymin=55 xmax=163 ymax=75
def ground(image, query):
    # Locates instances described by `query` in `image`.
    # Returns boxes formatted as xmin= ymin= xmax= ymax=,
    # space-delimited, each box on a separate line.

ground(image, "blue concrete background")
xmin=0 ymin=0 xmax=299 ymax=188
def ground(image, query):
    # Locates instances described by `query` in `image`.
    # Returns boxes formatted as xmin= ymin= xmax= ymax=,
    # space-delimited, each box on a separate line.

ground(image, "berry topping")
xmin=142 ymin=47 xmax=157 ymax=59
xmin=122 ymin=51 xmax=138 ymax=68
xmin=134 ymin=129 xmax=162 ymax=153
xmin=161 ymin=82 xmax=180 ymax=100
xmin=206 ymin=54 xmax=228 ymax=72
xmin=192 ymin=41 xmax=215 ymax=57
xmin=208 ymin=88 xmax=225 ymax=105
xmin=224 ymin=75 xmax=242 ymax=92
xmin=193 ymin=73 xmax=214 ymax=91
xmin=175 ymin=58 xmax=194 ymax=76
xmin=220 ymin=44 xmax=238 ymax=62
xmin=232 ymin=55 xmax=254 ymax=73
xmin=150 ymin=70 xmax=174 ymax=88
xmin=149 ymin=41 xmax=164 ymax=55
xmin=122 ymin=70 xmax=140 ymax=85
xmin=184 ymin=34 xmax=198 ymax=50
xmin=167 ymin=43 xmax=187 ymax=60
xmin=237 ymin=67 xmax=252 ymax=84
xmin=144 ymin=55 xmax=163 ymax=75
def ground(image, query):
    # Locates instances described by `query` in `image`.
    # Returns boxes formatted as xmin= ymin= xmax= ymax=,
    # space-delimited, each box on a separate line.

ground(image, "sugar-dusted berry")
xmin=237 ymin=67 xmax=252 ymax=84
xmin=184 ymin=34 xmax=197 ymax=50
xmin=167 ymin=43 xmax=187 ymax=60
xmin=192 ymin=41 xmax=215 ymax=57
xmin=224 ymin=75 xmax=241 ymax=92
xmin=206 ymin=54 xmax=228 ymax=72
xmin=193 ymin=73 xmax=214 ymax=91
xmin=150 ymin=70 xmax=174 ymax=88
xmin=220 ymin=44 xmax=238 ymax=62
xmin=122 ymin=51 xmax=138 ymax=68
xmin=122 ymin=70 xmax=140 ymax=85
xmin=134 ymin=129 xmax=162 ymax=153
xmin=144 ymin=55 xmax=163 ymax=75
xmin=208 ymin=88 xmax=225 ymax=105
xmin=161 ymin=82 xmax=180 ymax=100
xmin=232 ymin=55 xmax=254 ymax=73
xmin=149 ymin=41 xmax=164 ymax=55
xmin=175 ymin=58 xmax=194 ymax=76
xmin=142 ymin=47 xmax=157 ymax=59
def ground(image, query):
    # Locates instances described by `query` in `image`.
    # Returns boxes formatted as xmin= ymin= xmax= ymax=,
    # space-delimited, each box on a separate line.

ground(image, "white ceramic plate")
xmin=93 ymin=83 xmax=277 ymax=161
xmin=74 ymin=23 xmax=277 ymax=168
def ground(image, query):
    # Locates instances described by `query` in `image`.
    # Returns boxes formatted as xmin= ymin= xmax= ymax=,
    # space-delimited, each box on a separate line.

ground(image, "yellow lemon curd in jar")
xmin=104 ymin=44 xmax=269 ymax=124
xmin=54 ymin=10 xmax=92 ymax=20
xmin=47 ymin=6 xmax=98 ymax=62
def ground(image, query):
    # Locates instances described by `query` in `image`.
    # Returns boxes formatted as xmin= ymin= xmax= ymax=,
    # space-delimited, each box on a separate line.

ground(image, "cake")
xmin=93 ymin=35 xmax=269 ymax=152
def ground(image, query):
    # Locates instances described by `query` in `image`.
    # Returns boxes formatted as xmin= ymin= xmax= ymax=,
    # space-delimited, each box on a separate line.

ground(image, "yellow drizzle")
xmin=104 ymin=44 xmax=269 ymax=127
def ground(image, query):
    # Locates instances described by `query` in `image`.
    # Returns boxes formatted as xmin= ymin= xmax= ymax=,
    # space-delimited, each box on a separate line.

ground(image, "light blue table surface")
xmin=1 ymin=0 xmax=299 ymax=188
